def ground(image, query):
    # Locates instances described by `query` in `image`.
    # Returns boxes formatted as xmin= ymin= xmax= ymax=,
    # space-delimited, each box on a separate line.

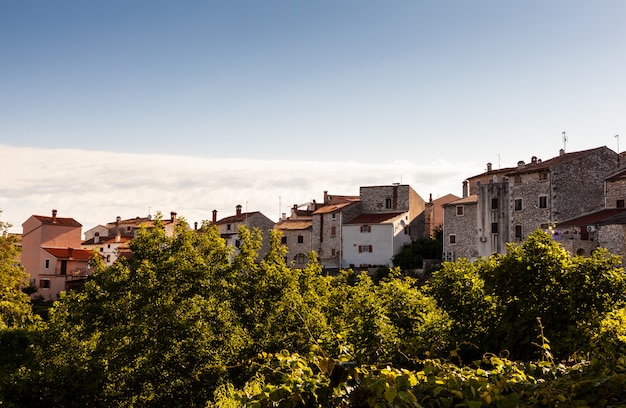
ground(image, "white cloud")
xmin=1 ymin=144 xmax=481 ymax=234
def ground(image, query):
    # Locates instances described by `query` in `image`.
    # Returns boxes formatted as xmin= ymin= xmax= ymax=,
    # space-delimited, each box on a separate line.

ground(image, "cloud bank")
xmin=1 ymin=144 xmax=481 ymax=234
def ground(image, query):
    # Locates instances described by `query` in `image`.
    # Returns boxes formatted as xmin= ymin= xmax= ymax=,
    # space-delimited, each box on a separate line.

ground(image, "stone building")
xmin=311 ymin=192 xmax=362 ymax=271
xmin=442 ymin=195 xmax=479 ymax=260
xmin=274 ymin=204 xmax=317 ymax=267
xmin=212 ymin=205 xmax=275 ymax=259
xmin=443 ymin=146 xmax=624 ymax=260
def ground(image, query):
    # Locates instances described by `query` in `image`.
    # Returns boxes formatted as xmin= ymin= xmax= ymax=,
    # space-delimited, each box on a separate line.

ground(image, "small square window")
xmin=358 ymin=245 xmax=373 ymax=253
xmin=44 ymin=259 xmax=50 ymax=269
xmin=385 ymin=198 xmax=392 ymax=209
xmin=456 ymin=206 xmax=464 ymax=216
xmin=331 ymin=248 xmax=336 ymax=256
xmin=491 ymin=198 xmax=498 ymax=210
xmin=297 ymin=235 xmax=304 ymax=244
xmin=360 ymin=225 xmax=371 ymax=233
xmin=515 ymin=225 xmax=523 ymax=238
xmin=539 ymin=196 xmax=548 ymax=209
xmin=331 ymin=226 xmax=336 ymax=237
xmin=281 ymin=236 xmax=287 ymax=244
xmin=227 ymin=224 xmax=231 ymax=231
xmin=491 ymin=222 xmax=499 ymax=234
xmin=514 ymin=199 xmax=523 ymax=211
xmin=617 ymin=199 xmax=625 ymax=208
xmin=449 ymin=234 xmax=456 ymax=244
xmin=40 ymin=279 xmax=50 ymax=289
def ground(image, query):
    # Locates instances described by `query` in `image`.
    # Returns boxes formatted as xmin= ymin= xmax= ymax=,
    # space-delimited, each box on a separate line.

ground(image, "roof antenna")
xmin=616 ymin=134 xmax=620 ymax=154
xmin=562 ymin=131 xmax=567 ymax=152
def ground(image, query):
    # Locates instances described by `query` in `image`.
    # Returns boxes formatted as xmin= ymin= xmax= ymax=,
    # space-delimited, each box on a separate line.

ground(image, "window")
xmin=539 ymin=196 xmax=548 ymax=209
xmin=385 ymin=198 xmax=393 ymax=209
xmin=44 ymin=259 xmax=50 ymax=269
xmin=331 ymin=226 xmax=336 ymax=237
xmin=449 ymin=234 xmax=456 ymax=244
xmin=295 ymin=253 xmax=306 ymax=264
xmin=126 ymin=226 xmax=131 ymax=232
xmin=491 ymin=222 xmax=499 ymax=234
xmin=358 ymin=245 xmax=373 ymax=253
xmin=235 ymin=239 xmax=241 ymax=248
xmin=107 ymin=244 xmax=111 ymax=249
xmin=404 ymin=226 xmax=410 ymax=235
xmin=227 ymin=223 xmax=231 ymax=231
xmin=106 ymin=255 xmax=111 ymax=263
xmin=515 ymin=225 xmax=523 ymax=238
xmin=618 ymin=199 xmax=625 ymax=208
xmin=539 ymin=172 xmax=548 ymax=181
xmin=456 ymin=206 xmax=464 ymax=216
xmin=40 ymin=279 xmax=50 ymax=289
xmin=491 ymin=198 xmax=498 ymax=209
xmin=281 ymin=236 xmax=287 ymax=244
xmin=360 ymin=225 xmax=371 ymax=233
xmin=100 ymin=248 xmax=103 ymax=252
xmin=514 ymin=175 xmax=522 ymax=184
xmin=514 ymin=199 xmax=523 ymax=211
xmin=331 ymin=213 xmax=336 ymax=220
xmin=331 ymin=248 xmax=336 ymax=256
xmin=60 ymin=260 xmax=67 ymax=276
xmin=297 ymin=235 xmax=304 ymax=243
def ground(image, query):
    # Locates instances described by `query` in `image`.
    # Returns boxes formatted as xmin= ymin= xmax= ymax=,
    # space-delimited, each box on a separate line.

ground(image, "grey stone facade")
xmin=444 ymin=147 xmax=624 ymax=260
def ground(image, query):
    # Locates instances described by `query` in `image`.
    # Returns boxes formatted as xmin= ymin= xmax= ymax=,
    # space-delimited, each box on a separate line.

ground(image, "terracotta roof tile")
xmin=214 ymin=211 xmax=261 ymax=225
xmin=42 ymin=247 xmax=93 ymax=261
xmin=32 ymin=215 xmax=82 ymax=227
xmin=275 ymin=219 xmax=313 ymax=230
xmin=559 ymin=208 xmax=626 ymax=227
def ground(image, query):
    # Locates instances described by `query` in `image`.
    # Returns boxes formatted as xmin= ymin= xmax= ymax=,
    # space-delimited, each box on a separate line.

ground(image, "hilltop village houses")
xmin=18 ymin=145 xmax=626 ymax=301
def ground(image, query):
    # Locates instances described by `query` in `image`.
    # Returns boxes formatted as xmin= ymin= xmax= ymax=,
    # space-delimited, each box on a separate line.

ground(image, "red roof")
xmin=214 ymin=211 xmax=262 ymax=225
xmin=32 ymin=215 xmax=81 ymax=227
xmin=42 ymin=247 xmax=93 ymax=261
xmin=558 ymin=208 xmax=626 ymax=227
xmin=345 ymin=212 xmax=405 ymax=224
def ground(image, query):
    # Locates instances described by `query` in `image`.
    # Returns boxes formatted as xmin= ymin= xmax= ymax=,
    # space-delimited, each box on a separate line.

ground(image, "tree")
xmin=13 ymin=217 xmax=247 ymax=407
xmin=0 ymin=214 xmax=35 ymax=329
xmin=392 ymin=236 xmax=442 ymax=271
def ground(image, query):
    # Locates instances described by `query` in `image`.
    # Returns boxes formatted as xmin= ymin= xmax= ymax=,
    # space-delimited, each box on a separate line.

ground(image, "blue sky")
xmin=1 ymin=1 xmax=625 ymax=232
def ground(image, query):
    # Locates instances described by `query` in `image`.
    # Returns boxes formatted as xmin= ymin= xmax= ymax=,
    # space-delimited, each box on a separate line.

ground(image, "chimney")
xmin=194 ymin=221 xmax=198 ymax=230
xmin=115 ymin=232 xmax=121 ymax=243
xmin=486 ymin=163 xmax=492 ymax=172
xmin=559 ymin=148 xmax=565 ymax=156
xmin=212 ymin=209 xmax=217 ymax=223
xmin=236 ymin=205 xmax=242 ymax=216
xmin=429 ymin=193 xmax=433 ymax=203
xmin=517 ymin=160 xmax=526 ymax=169
xmin=324 ymin=191 xmax=329 ymax=204
xmin=116 ymin=216 xmax=121 ymax=225
xmin=170 ymin=211 xmax=177 ymax=223
xmin=52 ymin=209 xmax=57 ymax=223
xmin=531 ymin=156 xmax=538 ymax=164
xmin=462 ymin=180 xmax=469 ymax=198
xmin=94 ymin=232 xmax=100 ymax=244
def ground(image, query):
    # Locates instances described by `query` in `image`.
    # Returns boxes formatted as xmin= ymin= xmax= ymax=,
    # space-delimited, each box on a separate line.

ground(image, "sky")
xmin=2 ymin=1 xmax=626 ymax=233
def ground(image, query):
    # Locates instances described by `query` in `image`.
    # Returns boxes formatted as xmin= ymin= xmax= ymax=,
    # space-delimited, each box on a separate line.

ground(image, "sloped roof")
xmin=345 ymin=212 xmax=405 ymax=224
xmin=214 ymin=211 xmax=263 ymax=225
xmin=605 ymin=168 xmax=626 ymax=182
xmin=313 ymin=201 xmax=359 ymax=215
xmin=274 ymin=219 xmax=313 ymax=230
xmin=444 ymin=195 xmax=478 ymax=206
xmin=31 ymin=215 xmax=81 ymax=227
xmin=506 ymin=147 xmax=608 ymax=176
xmin=42 ymin=247 xmax=92 ymax=261
xmin=558 ymin=208 xmax=626 ymax=227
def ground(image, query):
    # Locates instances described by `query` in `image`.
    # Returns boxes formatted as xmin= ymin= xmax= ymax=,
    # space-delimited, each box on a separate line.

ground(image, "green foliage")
xmin=430 ymin=230 xmax=626 ymax=360
xmin=0 ymin=231 xmax=36 ymax=329
xmin=392 ymin=237 xmax=442 ymax=270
